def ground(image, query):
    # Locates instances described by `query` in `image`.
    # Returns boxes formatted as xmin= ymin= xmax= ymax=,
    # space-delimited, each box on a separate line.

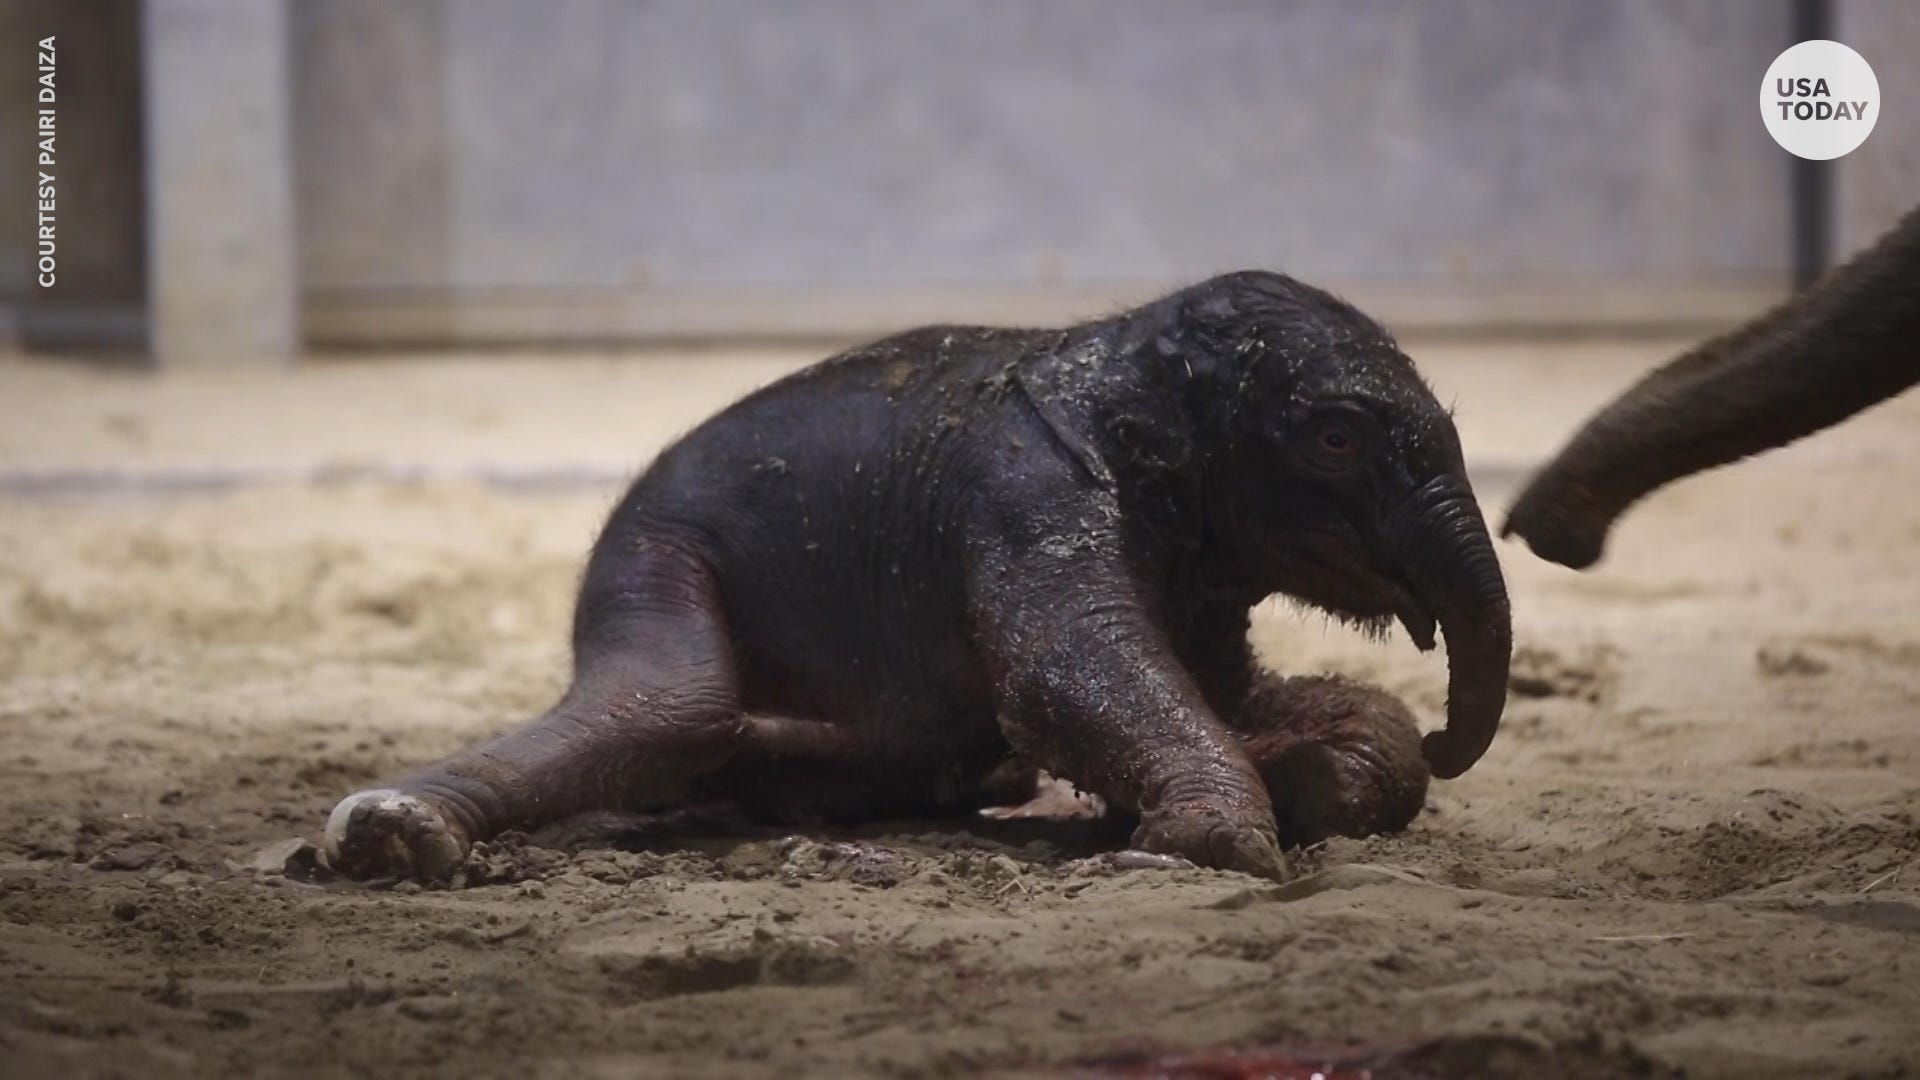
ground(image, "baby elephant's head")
xmin=1170 ymin=271 xmax=1512 ymax=779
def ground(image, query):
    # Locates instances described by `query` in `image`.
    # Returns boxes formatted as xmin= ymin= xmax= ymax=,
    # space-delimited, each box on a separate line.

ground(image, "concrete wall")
xmin=6 ymin=0 xmax=1917 ymax=352
xmin=143 ymin=0 xmax=297 ymax=367
xmin=1833 ymin=0 xmax=1920 ymax=259
xmin=291 ymin=0 xmax=1803 ymax=344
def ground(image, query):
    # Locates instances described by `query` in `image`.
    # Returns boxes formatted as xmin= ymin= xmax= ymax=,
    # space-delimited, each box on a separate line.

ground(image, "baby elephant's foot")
xmin=1132 ymin=803 xmax=1289 ymax=881
xmin=1239 ymin=676 xmax=1431 ymax=848
xmin=323 ymin=789 xmax=469 ymax=882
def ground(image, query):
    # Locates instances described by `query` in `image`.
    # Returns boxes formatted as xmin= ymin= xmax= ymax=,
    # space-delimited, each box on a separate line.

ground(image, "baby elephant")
xmin=325 ymin=271 xmax=1513 ymax=883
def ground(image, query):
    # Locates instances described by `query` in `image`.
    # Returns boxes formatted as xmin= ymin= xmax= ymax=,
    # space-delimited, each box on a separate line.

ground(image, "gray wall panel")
xmin=293 ymin=0 xmax=1797 ymax=309
xmin=143 ymin=0 xmax=296 ymax=365
xmin=1834 ymin=0 xmax=1920 ymax=260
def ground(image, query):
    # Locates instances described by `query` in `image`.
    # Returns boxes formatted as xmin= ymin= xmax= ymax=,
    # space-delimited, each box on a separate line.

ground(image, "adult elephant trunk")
xmin=1392 ymin=475 xmax=1514 ymax=780
xmin=1505 ymin=204 xmax=1920 ymax=570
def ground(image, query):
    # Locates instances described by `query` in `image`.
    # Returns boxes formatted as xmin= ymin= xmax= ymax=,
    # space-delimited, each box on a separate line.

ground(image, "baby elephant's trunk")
xmin=1392 ymin=475 xmax=1513 ymax=780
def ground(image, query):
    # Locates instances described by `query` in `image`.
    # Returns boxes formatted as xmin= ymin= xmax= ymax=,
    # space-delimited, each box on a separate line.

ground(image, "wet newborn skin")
xmin=325 ymin=270 xmax=1511 ymax=883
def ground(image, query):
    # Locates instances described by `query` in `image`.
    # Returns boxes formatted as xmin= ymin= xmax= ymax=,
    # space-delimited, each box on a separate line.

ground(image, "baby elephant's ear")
xmin=1013 ymin=365 xmax=1117 ymax=492
xmin=1109 ymin=416 xmax=1191 ymax=475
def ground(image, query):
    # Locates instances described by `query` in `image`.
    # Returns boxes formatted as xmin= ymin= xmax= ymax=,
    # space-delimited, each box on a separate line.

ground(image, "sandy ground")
xmin=0 ymin=339 xmax=1916 ymax=1078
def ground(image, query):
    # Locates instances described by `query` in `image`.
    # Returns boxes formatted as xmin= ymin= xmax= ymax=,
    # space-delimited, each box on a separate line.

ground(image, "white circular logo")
xmin=1762 ymin=40 xmax=1879 ymax=160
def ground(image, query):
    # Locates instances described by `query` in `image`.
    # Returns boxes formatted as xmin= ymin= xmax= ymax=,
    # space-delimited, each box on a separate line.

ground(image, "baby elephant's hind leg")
xmin=325 ymin=539 xmax=744 ymax=881
xmin=1233 ymin=674 xmax=1431 ymax=848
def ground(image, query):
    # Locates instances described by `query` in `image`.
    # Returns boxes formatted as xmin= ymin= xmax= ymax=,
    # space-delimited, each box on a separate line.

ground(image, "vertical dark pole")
xmin=1790 ymin=0 xmax=1832 ymax=288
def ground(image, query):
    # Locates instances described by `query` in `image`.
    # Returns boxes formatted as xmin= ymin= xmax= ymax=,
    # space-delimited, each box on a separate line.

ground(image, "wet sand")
xmin=1 ymin=340 xmax=1916 ymax=1077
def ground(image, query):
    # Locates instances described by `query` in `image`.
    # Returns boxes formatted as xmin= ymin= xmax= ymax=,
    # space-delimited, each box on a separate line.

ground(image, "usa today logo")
xmin=1762 ymin=40 xmax=1878 ymax=160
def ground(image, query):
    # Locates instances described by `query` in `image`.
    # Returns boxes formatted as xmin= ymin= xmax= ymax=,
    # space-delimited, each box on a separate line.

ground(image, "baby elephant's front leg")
xmin=1233 ymin=673 xmax=1431 ymax=848
xmin=981 ymin=587 xmax=1288 ymax=881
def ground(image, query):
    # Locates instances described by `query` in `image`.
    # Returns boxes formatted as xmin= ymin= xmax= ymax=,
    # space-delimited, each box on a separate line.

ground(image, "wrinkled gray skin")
xmin=1507 ymin=204 xmax=1920 ymax=569
xmin=324 ymin=271 xmax=1512 ymax=884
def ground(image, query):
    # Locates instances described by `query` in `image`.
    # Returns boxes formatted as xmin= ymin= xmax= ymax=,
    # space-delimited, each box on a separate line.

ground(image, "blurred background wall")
xmin=1 ymin=0 xmax=1914 ymax=364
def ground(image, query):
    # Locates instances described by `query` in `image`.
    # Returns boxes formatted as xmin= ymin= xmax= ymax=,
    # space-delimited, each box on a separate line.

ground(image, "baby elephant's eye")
xmin=1300 ymin=418 xmax=1366 ymax=471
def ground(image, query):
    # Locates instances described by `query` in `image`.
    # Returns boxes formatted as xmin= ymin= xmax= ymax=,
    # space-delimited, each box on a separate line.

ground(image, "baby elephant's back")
xmin=628 ymin=326 xmax=1035 ymax=722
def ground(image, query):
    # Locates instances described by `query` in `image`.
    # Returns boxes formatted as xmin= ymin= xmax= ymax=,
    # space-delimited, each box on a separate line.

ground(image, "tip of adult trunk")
xmin=1502 ymin=475 xmax=1612 ymax=570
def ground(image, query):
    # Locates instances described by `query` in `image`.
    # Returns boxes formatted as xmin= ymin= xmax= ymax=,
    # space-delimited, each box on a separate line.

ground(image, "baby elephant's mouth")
xmin=1317 ymin=568 xmax=1436 ymax=653
xmin=1297 ymin=541 xmax=1436 ymax=653
xmin=1390 ymin=587 xmax=1438 ymax=652
xmin=1285 ymin=534 xmax=1431 ymax=646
